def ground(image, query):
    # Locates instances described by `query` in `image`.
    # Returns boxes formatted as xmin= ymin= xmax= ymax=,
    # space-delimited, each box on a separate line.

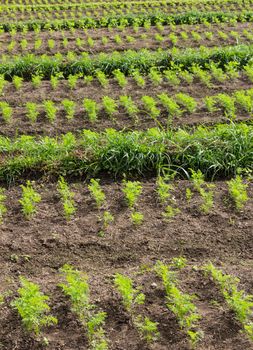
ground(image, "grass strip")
xmin=0 ymin=122 xmax=252 ymax=182
xmin=1 ymin=44 xmax=253 ymax=80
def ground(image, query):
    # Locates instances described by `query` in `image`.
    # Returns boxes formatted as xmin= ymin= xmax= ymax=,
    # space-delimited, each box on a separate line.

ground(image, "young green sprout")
xmin=0 ymin=188 xmax=7 ymax=223
xmin=88 ymin=179 xmax=114 ymax=236
xmin=88 ymin=179 xmax=105 ymax=209
xmin=26 ymin=102 xmax=39 ymax=123
xmin=155 ymin=259 xmax=202 ymax=348
xmin=0 ymin=101 xmax=12 ymax=123
xmin=96 ymin=70 xmax=109 ymax=87
xmin=0 ymin=75 xmax=7 ymax=94
xmin=11 ymin=277 xmax=57 ymax=337
xmin=59 ymin=264 xmax=109 ymax=349
xmin=114 ymin=273 xmax=159 ymax=343
xmin=43 ymin=100 xmax=57 ymax=123
xmin=122 ymin=180 xmax=143 ymax=226
xmin=227 ymin=175 xmax=248 ymax=210
xmin=190 ymin=169 xmax=215 ymax=214
xmin=13 ymin=75 xmax=23 ymax=90
xmin=19 ymin=181 xmax=41 ymax=219
xmin=32 ymin=74 xmax=43 ymax=89
xmin=113 ymin=69 xmax=128 ymax=88
xmin=83 ymin=98 xmax=98 ymax=123
xmin=57 ymin=176 xmax=76 ymax=221
xmin=62 ymin=99 xmax=76 ymax=120
xmin=203 ymin=262 xmax=253 ymax=341
xmin=122 ymin=180 xmax=142 ymax=209
xmin=119 ymin=95 xmax=139 ymax=123
xmin=102 ymin=96 xmax=118 ymax=119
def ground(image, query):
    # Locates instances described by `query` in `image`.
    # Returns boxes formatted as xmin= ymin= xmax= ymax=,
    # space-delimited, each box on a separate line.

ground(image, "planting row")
xmin=1 ymin=44 xmax=253 ymax=80
xmin=1 ymin=88 xmax=253 ymax=127
xmin=1 ymin=60 xmax=252 ymax=96
xmin=1 ymin=10 xmax=253 ymax=33
xmin=0 ymin=123 xmax=252 ymax=182
xmin=2 ymin=23 xmax=253 ymax=56
xmin=0 ymin=174 xmax=250 ymax=225
xmin=1 ymin=260 xmax=252 ymax=348
xmin=1 ymin=0 xmax=252 ymax=23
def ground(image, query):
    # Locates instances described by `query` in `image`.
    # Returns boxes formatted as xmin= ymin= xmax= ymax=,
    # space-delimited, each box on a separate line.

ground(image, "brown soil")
xmin=0 ymin=22 xmax=252 ymax=56
xmin=0 ymin=75 xmax=252 ymax=137
xmin=0 ymin=179 xmax=252 ymax=350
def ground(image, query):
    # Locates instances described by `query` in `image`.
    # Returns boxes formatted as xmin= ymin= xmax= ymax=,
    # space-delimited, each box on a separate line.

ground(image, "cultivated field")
xmin=0 ymin=0 xmax=253 ymax=349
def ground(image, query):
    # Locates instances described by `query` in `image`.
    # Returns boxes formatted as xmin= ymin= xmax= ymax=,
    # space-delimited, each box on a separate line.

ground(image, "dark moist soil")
xmin=0 ymin=22 xmax=252 ymax=56
xmin=0 ymin=179 xmax=252 ymax=350
xmin=0 ymin=75 xmax=252 ymax=137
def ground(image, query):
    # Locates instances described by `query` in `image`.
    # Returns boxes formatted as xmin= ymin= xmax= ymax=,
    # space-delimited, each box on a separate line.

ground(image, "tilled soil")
xmin=0 ymin=22 xmax=252 ymax=56
xmin=0 ymin=179 xmax=252 ymax=350
xmin=0 ymin=76 xmax=252 ymax=137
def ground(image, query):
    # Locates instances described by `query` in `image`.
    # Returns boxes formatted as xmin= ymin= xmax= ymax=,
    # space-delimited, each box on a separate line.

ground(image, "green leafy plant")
xmin=148 ymin=68 xmax=162 ymax=86
xmin=141 ymin=95 xmax=160 ymax=122
xmin=60 ymin=264 xmax=108 ymax=349
xmin=113 ymin=69 xmax=127 ymax=88
xmin=192 ymin=65 xmax=212 ymax=87
xmin=225 ymin=61 xmax=239 ymax=80
xmin=101 ymin=210 xmax=114 ymax=231
xmin=244 ymin=63 xmax=253 ymax=83
xmin=62 ymin=99 xmax=76 ymax=120
xmin=208 ymin=62 xmax=227 ymax=83
xmin=234 ymin=91 xmax=253 ymax=114
xmin=114 ymin=273 xmax=159 ymax=343
xmin=122 ymin=180 xmax=142 ymax=209
xmin=131 ymin=69 xmax=145 ymax=88
xmin=158 ymin=93 xmax=181 ymax=125
xmin=13 ymin=75 xmax=23 ymax=90
xmin=203 ymin=263 xmax=253 ymax=341
xmin=31 ymin=74 xmax=43 ymax=89
xmin=57 ymin=176 xmax=76 ymax=220
xmin=88 ymin=179 xmax=113 ymax=236
xmin=120 ymin=95 xmax=139 ymax=122
xmin=227 ymin=175 xmax=248 ymax=210
xmin=163 ymin=205 xmax=180 ymax=220
xmin=155 ymin=259 xmax=202 ymax=348
xmin=96 ymin=70 xmax=109 ymax=87
xmin=216 ymin=93 xmax=236 ymax=119
xmin=43 ymin=100 xmax=57 ymax=122
xmin=83 ymin=98 xmax=98 ymax=123
xmin=26 ymin=102 xmax=39 ymax=123
xmin=114 ymin=273 xmax=145 ymax=311
xmin=156 ymin=176 xmax=175 ymax=204
xmin=130 ymin=211 xmax=144 ymax=225
xmin=163 ymin=70 xmax=180 ymax=86
xmin=0 ymin=101 xmax=12 ymax=123
xmin=204 ymin=96 xmax=216 ymax=113
xmin=47 ymin=38 xmax=55 ymax=51
xmin=176 ymin=93 xmax=197 ymax=113
xmin=122 ymin=180 xmax=143 ymax=225
xmin=11 ymin=277 xmax=57 ymax=337
xmin=19 ymin=181 xmax=41 ymax=219
xmin=102 ymin=96 xmax=118 ymax=119
xmin=88 ymin=179 xmax=105 ymax=209
xmin=0 ymin=75 xmax=7 ymax=94
xmin=20 ymin=39 xmax=28 ymax=51
xmin=134 ymin=315 xmax=160 ymax=343
xmin=186 ymin=188 xmax=193 ymax=202
xmin=68 ymin=73 xmax=80 ymax=90
xmin=191 ymin=169 xmax=215 ymax=214
xmin=50 ymin=73 xmax=63 ymax=90
xmin=0 ymin=188 xmax=7 ymax=224
xmin=34 ymin=38 xmax=42 ymax=50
